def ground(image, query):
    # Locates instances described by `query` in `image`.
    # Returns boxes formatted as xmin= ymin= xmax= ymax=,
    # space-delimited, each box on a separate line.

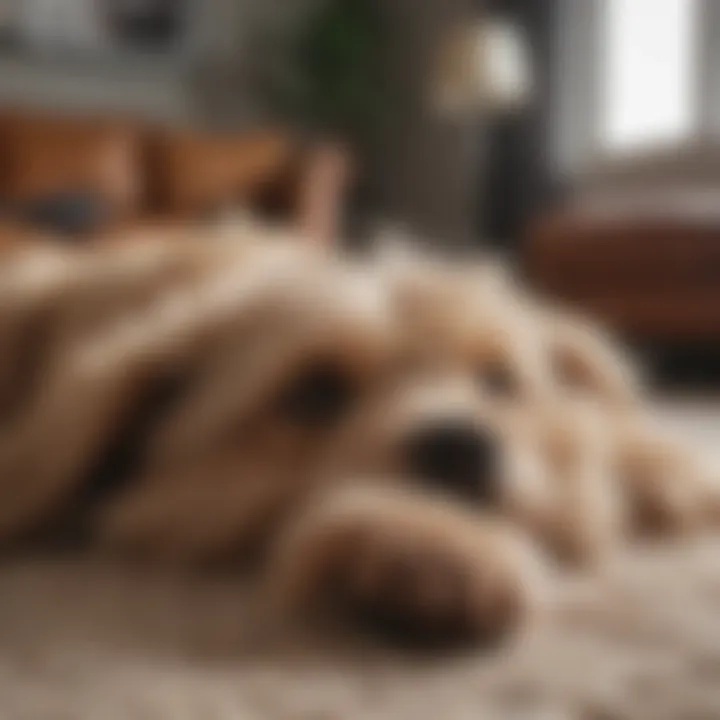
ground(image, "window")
xmin=601 ymin=0 xmax=700 ymax=152
xmin=556 ymin=0 xmax=712 ymax=175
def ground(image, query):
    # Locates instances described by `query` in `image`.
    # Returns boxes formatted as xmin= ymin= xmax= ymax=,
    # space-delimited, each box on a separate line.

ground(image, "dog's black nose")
xmin=406 ymin=421 xmax=498 ymax=503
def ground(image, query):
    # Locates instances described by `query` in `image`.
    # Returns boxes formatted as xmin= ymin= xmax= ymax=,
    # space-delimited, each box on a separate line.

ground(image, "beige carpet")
xmin=2 ymin=402 xmax=720 ymax=720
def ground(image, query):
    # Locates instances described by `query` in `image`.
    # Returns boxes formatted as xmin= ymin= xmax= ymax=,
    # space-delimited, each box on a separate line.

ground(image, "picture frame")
xmin=12 ymin=0 xmax=107 ymax=54
xmin=102 ymin=0 xmax=188 ymax=52
xmin=4 ymin=0 xmax=188 ymax=56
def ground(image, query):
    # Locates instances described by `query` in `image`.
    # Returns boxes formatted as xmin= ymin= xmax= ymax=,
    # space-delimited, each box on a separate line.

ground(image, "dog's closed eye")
xmin=477 ymin=363 xmax=516 ymax=398
xmin=552 ymin=348 xmax=600 ymax=394
xmin=277 ymin=361 xmax=357 ymax=427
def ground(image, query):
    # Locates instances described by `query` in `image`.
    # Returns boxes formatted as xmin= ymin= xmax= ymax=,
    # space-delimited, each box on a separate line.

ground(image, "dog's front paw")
xmin=617 ymin=423 xmax=714 ymax=537
xmin=270 ymin=485 xmax=541 ymax=651
xmin=330 ymin=522 xmax=524 ymax=650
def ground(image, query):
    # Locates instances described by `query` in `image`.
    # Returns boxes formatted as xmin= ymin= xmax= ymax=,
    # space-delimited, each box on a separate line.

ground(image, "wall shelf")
xmin=0 ymin=51 xmax=193 ymax=122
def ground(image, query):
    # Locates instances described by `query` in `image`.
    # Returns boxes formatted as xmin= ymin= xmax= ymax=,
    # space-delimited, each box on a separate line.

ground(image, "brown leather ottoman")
xmin=523 ymin=193 xmax=720 ymax=342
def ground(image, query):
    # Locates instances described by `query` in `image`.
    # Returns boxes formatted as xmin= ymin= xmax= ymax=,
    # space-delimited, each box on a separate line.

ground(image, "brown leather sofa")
xmin=524 ymin=192 xmax=720 ymax=343
xmin=0 ymin=111 xmax=348 ymax=255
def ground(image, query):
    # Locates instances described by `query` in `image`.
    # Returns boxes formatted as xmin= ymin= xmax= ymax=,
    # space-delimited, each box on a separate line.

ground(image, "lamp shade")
xmin=431 ymin=18 xmax=532 ymax=118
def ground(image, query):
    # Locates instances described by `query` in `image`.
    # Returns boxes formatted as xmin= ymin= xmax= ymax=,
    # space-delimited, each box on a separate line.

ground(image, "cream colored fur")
xmin=0 ymin=234 xmax=717 ymax=650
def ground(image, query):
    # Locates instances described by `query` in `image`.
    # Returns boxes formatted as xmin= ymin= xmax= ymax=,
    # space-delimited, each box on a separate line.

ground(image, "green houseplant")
xmin=265 ymin=0 xmax=385 ymax=144
xmin=255 ymin=0 xmax=387 ymax=242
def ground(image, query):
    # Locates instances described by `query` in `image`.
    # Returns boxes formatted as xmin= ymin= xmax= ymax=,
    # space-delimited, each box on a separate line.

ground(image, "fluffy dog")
xmin=0 ymin=237 xmax=540 ymax=649
xmin=301 ymin=249 xmax=720 ymax=642
xmin=0 ymin=235 xmax=717 ymax=652
xmin=392 ymin=252 xmax=720 ymax=537
xmin=0 ymin=236 xmax=391 ymax=546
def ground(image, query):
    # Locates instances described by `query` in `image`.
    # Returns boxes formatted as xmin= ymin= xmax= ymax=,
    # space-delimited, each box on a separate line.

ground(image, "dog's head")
xmin=317 ymin=255 xmax=552 ymax=504
xmin=96 ymin=243 xmax=623 ymax=564
xmin=311 ymin=252 xmax=624 ymax=565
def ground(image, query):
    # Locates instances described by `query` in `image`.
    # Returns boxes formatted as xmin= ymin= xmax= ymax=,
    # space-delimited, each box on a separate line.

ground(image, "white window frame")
xmin=554 ymin=0 xmax=720 ymax=184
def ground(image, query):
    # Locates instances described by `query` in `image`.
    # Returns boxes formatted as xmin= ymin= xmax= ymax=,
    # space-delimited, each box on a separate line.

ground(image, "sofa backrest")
xmin=0 ymin=111 xmax=296 ymax=228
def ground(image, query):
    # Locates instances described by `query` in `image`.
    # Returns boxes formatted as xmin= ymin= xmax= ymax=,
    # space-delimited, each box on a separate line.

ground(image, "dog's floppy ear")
xmin=545 ymin=311 xmax=640 ymax=404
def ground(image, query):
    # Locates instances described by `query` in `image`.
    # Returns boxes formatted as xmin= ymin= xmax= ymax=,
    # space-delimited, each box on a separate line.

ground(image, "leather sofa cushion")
xmin=525 ymin=194 xmax=720 ymax=300
xmin=524 ymin=192 xmax=720 ymax=341
xmin=150 ymin=129 xmax=293 ymax=216
xmin=1 ymin=114 xmax=144 ymax=221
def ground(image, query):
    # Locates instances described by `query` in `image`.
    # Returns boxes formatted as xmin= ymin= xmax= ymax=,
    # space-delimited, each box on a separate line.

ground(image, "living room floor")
xmin=654 ymin=396 xmax=720 ymax=444
xmin=1 ymin=399 xmax=720 ymax=720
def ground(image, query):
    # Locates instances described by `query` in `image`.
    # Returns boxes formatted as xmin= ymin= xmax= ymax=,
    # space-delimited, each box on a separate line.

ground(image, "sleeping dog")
xmin=0 ymin=235 xmax=717 ymax=650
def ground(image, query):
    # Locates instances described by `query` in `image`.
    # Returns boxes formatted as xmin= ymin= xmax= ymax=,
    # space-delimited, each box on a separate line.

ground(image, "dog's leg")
xmin=540 ymin=406 xmax=625 ymax=566
xmin=266 ymin=484 xmax=545 ymax=650
xmin=95 ymin=441 xmax=314 ymax=563
xmin=0 ymin=250 xmax=307 ymax=543
xmin=0 ymin=251 xmax=72 ymax=425
xmin=502 ymin=402 xmax=624 ymax=567
xmin=0 ymin=288 xmax=219 ymax=541
xmin=0 ymin=336 xmax=172 ymax=542
xmin=41 ymin=241 xmax=224 ymax=346
xmin=0 ymin=243 xmax=214 ymax=428
xmin=545 ymin=311 xmax=639 ymax=405
xmin=540 ymin=462 xmax=624 ymax=567
xmin=615 ymin=420 xmax=720 ymax=537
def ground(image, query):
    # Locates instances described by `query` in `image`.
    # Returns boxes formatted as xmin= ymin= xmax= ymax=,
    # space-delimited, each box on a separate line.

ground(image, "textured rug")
xmin=1 ymin=402 xmax=720 ymax=720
